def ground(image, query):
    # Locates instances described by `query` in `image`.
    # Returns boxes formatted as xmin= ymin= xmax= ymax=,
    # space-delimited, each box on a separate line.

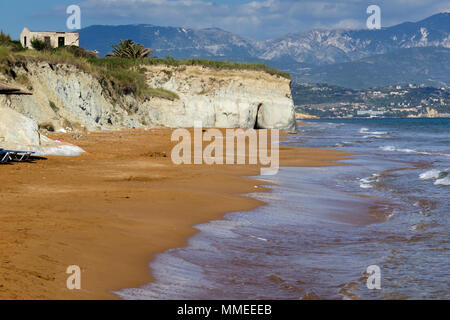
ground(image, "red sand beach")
xmin=0 ymin=128 xmax=351 ymax=299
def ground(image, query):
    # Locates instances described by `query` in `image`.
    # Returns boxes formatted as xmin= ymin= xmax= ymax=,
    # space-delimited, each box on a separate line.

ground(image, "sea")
xmin=117 ymin=118 xmax=449 ymax=300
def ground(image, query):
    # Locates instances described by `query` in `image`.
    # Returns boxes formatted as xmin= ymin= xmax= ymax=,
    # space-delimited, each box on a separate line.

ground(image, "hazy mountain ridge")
xmin=80 ymin=25 xmax=262 ymax=61
xmin=80 ymin=13 xmax=449 ymax=63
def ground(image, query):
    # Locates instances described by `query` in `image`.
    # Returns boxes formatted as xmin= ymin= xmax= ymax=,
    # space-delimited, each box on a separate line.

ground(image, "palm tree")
xmin=107 ymin=39 xmax=153 ymax=58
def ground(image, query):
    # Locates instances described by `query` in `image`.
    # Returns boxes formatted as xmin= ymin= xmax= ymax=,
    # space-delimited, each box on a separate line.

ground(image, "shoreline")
xmin=0 ymin=128 xmax=351 ymax=300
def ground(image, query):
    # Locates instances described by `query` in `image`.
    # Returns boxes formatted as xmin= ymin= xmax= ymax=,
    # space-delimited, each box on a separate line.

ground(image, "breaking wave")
xmin=359 ymin=174 xmax=380 ymax=189
xmin=419 ymin=169 xmax=448 ymax=180
xmin=380 ymin=146 xmax=450 ymax=158
xmin=435 ymin=176 xmax=450 ymax=186
xmin=419 ymin=169 xmax=449 ymax=186
xmin=360 ymin=128 xmax=389 ymax=138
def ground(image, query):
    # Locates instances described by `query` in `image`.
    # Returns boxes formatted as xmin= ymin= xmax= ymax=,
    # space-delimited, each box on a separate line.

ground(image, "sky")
xmin=1 ymin=0 xmax=449 ymax=40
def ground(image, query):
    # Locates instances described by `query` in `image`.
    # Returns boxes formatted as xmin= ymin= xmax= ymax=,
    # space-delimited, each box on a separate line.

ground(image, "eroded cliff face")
xmin=142 ymin=65 xmax=297 ymax=132
xmin=0 ymin=61 xmax=296 ymax=151
xmin=0 ymin=62 xmax=142 ymax=132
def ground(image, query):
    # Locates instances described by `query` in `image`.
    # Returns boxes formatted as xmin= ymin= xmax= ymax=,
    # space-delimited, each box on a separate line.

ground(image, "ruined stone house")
xmin=20 ymin=28 xmax=79 ymax=49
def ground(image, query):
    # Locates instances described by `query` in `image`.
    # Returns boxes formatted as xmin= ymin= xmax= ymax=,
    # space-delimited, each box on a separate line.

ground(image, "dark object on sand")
xmin=0 ymin=81 xmax=32 ymax=95
xmin=0 ymin=148 xmax=35 ymax=163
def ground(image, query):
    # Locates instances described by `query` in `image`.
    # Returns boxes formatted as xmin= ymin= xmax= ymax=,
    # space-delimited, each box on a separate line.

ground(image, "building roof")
xmin=29 ymin=30 xmax=79 ymax=34
xmin=22 ymin=28 xmax=78 ymax=34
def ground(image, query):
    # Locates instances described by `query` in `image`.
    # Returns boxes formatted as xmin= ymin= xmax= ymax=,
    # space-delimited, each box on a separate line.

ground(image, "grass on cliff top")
xmin=0 ymin=45 xmax=179 ymax=100
xmin=88 ymin=56 xmax=292 ymax=80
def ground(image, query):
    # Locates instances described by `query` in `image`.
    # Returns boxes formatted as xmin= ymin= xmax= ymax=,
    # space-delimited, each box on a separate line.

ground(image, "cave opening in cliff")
xmin=254 ymin=103 xmax=263 ymax=129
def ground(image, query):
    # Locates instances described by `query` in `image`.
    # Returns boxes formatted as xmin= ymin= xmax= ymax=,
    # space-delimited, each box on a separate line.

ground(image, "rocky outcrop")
xmin=0 ymin=107 xmax=84 ymax=156
xmin=0 ymin=107 xmax=40 ymax=150
xmin=0 ymin=62 xmax=142 ymax=132
xmin=143 ymin=65 xmax=297 ymax=132
xmin=0 ymin=61 xmax=296 ymax=151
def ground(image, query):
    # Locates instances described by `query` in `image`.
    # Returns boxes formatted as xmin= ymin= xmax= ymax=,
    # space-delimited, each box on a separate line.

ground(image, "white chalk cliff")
xmin=0 ymin=62 xmax=296 ymax=151
xmin=0 ymin=107 xmax=84 ymax=156
xmin=0 ymin=107 xmax=41 ymax=150
xmin=143 ymin=65 xmax=296 ymax=132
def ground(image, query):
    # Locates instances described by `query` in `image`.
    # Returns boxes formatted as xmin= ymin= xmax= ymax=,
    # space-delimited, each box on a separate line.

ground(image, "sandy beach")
xmin=0 ymin=128 xmax=351 ymax=300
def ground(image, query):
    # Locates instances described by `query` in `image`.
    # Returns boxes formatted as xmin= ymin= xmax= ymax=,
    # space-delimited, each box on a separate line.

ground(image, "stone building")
xmin=20 ymin=28 xmax=79 ymax=49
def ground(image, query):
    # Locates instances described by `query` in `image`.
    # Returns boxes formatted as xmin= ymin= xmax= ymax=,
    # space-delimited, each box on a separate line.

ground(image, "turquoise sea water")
xmin=117 ymin=118 xmax=449 ymax=300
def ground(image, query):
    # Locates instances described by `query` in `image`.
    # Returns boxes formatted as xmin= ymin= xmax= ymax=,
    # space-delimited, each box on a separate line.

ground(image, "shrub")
xmin=49 ymin=100 xmax=59 ymax=113
xmin=16 ymin=74 xmax=33 ymax=90
xmin=31 ymin=38 xmax=53 ymax=51
xmin=60 ymin=45 xmax=97 ymax=59
xmin=0 ymin=31 xmax=11 ymax=45
xmin=9 ymin=40 xmax=25 ymax=52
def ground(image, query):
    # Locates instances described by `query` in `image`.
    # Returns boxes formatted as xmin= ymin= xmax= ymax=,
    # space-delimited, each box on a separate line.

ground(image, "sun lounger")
xmin=7 ymin=150 xmax=35 ymax=162
xmin=0 ymin=149 xmax=35 ymax=163
xmin=0 ymin=149 xmax=14 ymax=163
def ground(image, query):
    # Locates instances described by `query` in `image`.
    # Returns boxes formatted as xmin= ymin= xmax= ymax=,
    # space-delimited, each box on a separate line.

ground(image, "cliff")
xmin=0 ymin=107 xmax=84 ymax=156
xmin=142 ymin=65 xmax=296 ymax=131
xmin=0 ymin=59 xmax=296 ymax=152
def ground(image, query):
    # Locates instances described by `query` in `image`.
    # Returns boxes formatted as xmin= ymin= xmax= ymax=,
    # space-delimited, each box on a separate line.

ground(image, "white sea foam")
xmin=380 ymin=146 xmax=450 ymax=158
xmin=419 ymin=168 xmax=449 ymax=186
xmin=360 ymin=128 xmax=388 ymax=136
xmin=359 ymin=174 xmax=380 ymax=189
xmin=380 ymin=146 xmax=396 ymax=152
xmin=249 ymin=235 xmax=269 ymax=242
xmin=335 ymin=141 xmax=353 ymax=147
xmin=419 ymin=169 xmax=444 ymax=180
xmin=434 ymin=176 xmax=450 ymax=186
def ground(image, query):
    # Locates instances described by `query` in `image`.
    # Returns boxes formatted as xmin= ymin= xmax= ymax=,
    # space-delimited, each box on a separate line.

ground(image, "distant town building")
xmin=20 ymin=28 xmax=79 ymax=49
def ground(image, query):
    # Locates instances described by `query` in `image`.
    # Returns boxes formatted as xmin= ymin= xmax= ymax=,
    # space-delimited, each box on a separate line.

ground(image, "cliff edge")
xmin=0 ymin=59 xmax=296 ymax=151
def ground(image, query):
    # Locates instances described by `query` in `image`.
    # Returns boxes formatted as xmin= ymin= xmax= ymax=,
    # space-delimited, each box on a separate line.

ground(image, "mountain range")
xmin=79 ymin=12 xmax=450 ymax=88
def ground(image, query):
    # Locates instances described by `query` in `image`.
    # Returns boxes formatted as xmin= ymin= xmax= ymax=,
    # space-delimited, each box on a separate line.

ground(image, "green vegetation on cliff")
xmin=0 ymin=34 xmax=290 ymax=102
xmin=0 ymin=44 xmax=179 ymax=101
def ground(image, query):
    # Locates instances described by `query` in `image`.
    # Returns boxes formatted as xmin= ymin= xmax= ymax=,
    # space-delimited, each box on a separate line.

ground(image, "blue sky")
xmin=1 ymin=0 xmax=449 ymax=40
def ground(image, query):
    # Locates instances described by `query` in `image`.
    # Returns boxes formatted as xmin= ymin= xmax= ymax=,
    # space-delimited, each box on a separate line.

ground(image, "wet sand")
xmin=0 ymin=128 xmax=351 ymax=300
